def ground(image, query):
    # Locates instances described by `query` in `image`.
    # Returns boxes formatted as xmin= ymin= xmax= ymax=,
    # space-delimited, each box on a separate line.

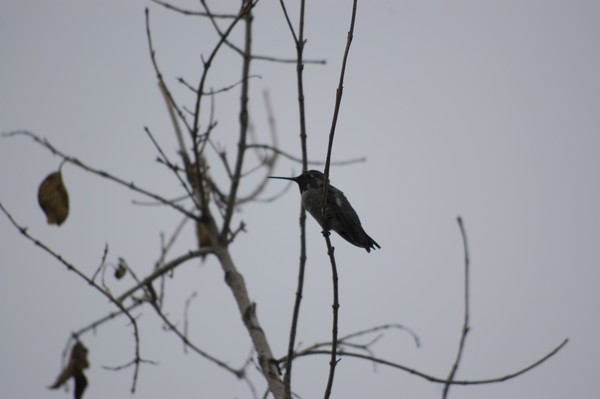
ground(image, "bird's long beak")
xmin=268 ymin=175 xmax=297 ymax=181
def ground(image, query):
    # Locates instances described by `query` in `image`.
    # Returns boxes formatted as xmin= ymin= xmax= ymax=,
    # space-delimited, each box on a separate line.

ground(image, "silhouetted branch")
xmin=116 ymin=249 xmax=210 ymax=303
xmin=199 ymin=0 xmax=324 ymax=66
xmin=148 ymin=299 xmax=258 ymax=399
xmin=278 ymin=323 xmax=421 ymax=374
xmin=149 ymin=0 xmax=238 ymax=18
xmin=91 ymin=243 xmax=110 ymax=284
xmin=192 ymin=1 xmax=255 ymax=138
xmin=322 ymin=231 xmax=339 ymax=399
xmin=277 ymin=1 xmax=310 ymax=396
xmin=338 ymin=323 xmax=421 ymax=348
xmin=70 ymin=303 xmax=142 ymax=344
xmin=157 ymin=215 xmax=190 ymax=307
xmin=278 ymin=0 xmax=299 ymax=44
xmin=144 ymin=126 xmax=199 ymax=208
xmin=0 ymin=201 xmax=144 ymax=393
xmin=247 ymin=144 xmax=366 ymax=166
xmin=145 ymin=9 xmax=193 ymax=135
xmin=294 ymin=338 xmax=569 ymax=386
xmin=3 ymin=130 xmax=199 ymax=221
xmin=442 ymin=216 xmax=471 ymax=399
xmin=217 ymin=0 xmax=254 ymax=240
xmin=321 ymin=1 xmax=358 ymax=397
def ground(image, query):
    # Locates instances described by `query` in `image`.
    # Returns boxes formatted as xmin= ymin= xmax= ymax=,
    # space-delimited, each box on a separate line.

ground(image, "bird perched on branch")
xmin=269 ymin=170 xmax=380 ymax=253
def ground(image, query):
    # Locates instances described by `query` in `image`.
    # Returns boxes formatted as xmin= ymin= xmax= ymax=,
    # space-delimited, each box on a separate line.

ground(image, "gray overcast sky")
xmin=1 ymin=1 xmax=599 ymax=398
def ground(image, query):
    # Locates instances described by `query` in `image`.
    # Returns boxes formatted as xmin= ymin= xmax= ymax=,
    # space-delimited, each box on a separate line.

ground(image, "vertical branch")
xmin=321 ymin=0 xmax=358 ymax=181
xmin=191 ymin=1 xmax=254 ymax=218
xmin=296 ymin=0 xmax=309 ymax=174
xmin=442 ymin=216 xmax=472 ymax=399
xmin=322 ymin=231 xmax=339 ymax=399
xmin=220 ymin=0 xmax=254 ymax=240
xmin=321 ymin=1 xmax=358 ymax=398
xmin=280 ymin=0 xmax=309 ymax=396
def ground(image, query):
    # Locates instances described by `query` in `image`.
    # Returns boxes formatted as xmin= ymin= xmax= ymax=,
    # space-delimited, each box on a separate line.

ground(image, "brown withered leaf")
xmin=49 ymin=341 xmax=89 ymax=399
xmin=38 ymin=171 xmax=69 ymax=225
xmin=114 ymin=257 xmax=127 ymax=279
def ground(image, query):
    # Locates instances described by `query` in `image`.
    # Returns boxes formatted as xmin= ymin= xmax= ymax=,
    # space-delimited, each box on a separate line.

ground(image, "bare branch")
xmin=247 ymin=144 xmax=366 ymax=166
xmin=148 ymin=299 xmax=253 ymax=384
xmin=442 ymin=216 xmax=471 ymax=399
xmin=3 ymin=130 xmax=199 ymax=221
xmin=143 ymin=127 xmax=198 ymax=208
xmin=277 ymin=0 xmax=299 ymax=44
xmin=339 ymin=323 xmax=421 ymax=348
xmin=189 ymin=1 xmax=255 ymax=219
xmin=148 ymin=0 xmax=238 ymax=18
xmin=145 ymin=9 xmax=192 ymax=135
xmin=278 ymin=0 xmax=310 ymax=395
xmin=71 ymin=302 xmax=142 ymax=341
xmin=294 ymin=338 xmax=569 ymax=386
xmin=218 ymin=0 xmax=254 ymax=240
xmin=91 ymin=243 xmax=110 ymax=283
xmin=199 ymin=0 xmax=324 ymax=66
xmin=322 ymin=231 xmax=339 ymax=399
xmin=116 ymin=249 xmax=210 ymax=303
xmin=0 ymin=201 xmax=144 ymax=393
xmin=321 ymin=1 xmax=358 ymax=397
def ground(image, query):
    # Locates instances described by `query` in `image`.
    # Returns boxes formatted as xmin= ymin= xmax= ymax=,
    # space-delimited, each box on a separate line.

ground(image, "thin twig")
xmin=156 ymin=214 xmax=191 ymax=307
xmin=321 ymin=1 xmax=359 ymax=397
xmin=217 ymin=0 xmax=252 ymax=240
xmin=442 ymin=216 xmax=471 ymax=399
xmin=280 ymin=0 xmax=309 ymax=396
xmin=148 ymin=300 xmax=252 ymax=382
xmin=322 ymin=232 xmax=339 ymax=399
xmin=278 ymin=0 xmax=299 ymax=43
xmin=192 ymin=0 xmax=255 ymax=221
xmin=149 ymin=0 xmax=238 ymax=18
xmin=145 ymin=9 xmax=193 ymax=135
xmin=71 ymin=302 xmax=142 ymax=340
xmin=116 ymin=249 xmax=211 ymax=303
xmin=91 ymin=243 xmax=110 ymax=283
xmin=246 ymin=144 xmax=365 ymax=166
xmin=3 ymin=130 xmax=199 ymax=221
xmin=0 ymin=201 xmax=144 ymax=393
xmin=144 ymin=126 xmax=199 ymax=209
xmin=183 ymin=292 xmax=198 ymax=354
xmin=339 ymin=323 xmax=421 ymax=348
xmin=293 ymin=338 xmax=569 ymax=386
xmin=199 ymin=0 xmax=324 ymax=66
xmin=277 ymin=323 xmax=421 ymax=373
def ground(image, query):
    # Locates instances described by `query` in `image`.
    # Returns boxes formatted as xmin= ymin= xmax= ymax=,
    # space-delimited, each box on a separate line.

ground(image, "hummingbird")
xmin=269 ymin=170 xmax=381 ymax=252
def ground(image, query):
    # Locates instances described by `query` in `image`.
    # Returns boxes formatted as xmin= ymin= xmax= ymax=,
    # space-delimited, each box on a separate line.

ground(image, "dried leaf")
xmin=38 ymin=171 xmax=69 ymax=225
xmin=114 ymin=257 xmax=127 ymax=279
xmin=49 ymin=341 xmax=89 ymax=399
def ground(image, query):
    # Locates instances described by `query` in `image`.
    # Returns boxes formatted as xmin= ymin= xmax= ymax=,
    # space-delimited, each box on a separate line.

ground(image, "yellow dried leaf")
xmin=38 ymin=171 xmax=69 ymax=225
